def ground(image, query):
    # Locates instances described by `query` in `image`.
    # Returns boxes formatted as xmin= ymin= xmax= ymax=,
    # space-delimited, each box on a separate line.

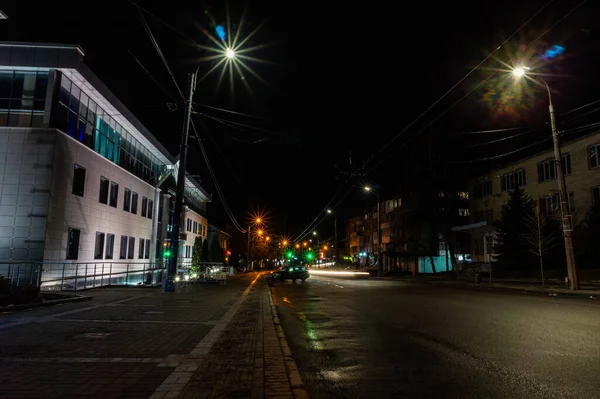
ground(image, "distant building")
xmin=462 ymin=130 xmax=600 ymax=263
xmin=345 ymin=193 xmax=468 ymax=274
xmin=0 ymin=42 xmax=211 ymax=285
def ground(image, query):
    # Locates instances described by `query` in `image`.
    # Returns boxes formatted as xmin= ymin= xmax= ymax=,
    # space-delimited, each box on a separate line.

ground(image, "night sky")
xmin=2 ymin=1 xmax=600 ymax=242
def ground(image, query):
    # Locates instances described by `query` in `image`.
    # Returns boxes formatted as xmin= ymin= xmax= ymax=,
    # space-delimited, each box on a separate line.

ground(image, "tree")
xmin=201 ymin=239 xmax=209 ymax=262
xmin=493 ymin=186 xmax=535 ymax=270
xmin=524 ymin=205 xmax=561 ymax=285
xmin=191 ymin=236 xmax=203 ymax=273
xmin=209 ymin=239 xmax=223 ymax=263
xmin=575 ymin=203 xmax=600 ymax=269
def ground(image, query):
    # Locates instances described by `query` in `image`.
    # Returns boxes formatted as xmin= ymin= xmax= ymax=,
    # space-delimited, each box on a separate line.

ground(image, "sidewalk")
xmin=0 ymin=272 xmax=308 ymax=398
xmin=379 ymin=274 xmax=599 ymax=299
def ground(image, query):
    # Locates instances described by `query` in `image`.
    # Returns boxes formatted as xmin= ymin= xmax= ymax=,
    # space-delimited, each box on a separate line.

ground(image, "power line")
xmin=290 ymin=0 xmax=586 ymax=241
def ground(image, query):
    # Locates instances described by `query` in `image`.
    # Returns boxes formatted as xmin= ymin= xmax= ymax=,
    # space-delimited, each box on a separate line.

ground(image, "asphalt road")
xmin=271 ymin=275 xmax=600 ymax=399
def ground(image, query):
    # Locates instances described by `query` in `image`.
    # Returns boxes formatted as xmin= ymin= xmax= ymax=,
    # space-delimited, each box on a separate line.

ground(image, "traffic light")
xmin=306 ymin=252 xmax=314 ymax=260
xmin=286 ymin=251 xmax=293 ymax=259
xmin=164 ymin=250 xmax=171 ymax=258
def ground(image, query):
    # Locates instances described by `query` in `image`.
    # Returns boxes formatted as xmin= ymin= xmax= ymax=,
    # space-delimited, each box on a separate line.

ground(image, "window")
xmin=66 ymin=228 xmax=80 ymax=260
xmin=94 ymin=232 xmax=105 ymax=260
xmin=109 ymin=181 xmax=119 ymax=207
xmin=123 ymin=188 xmax=131 ymax=212
xmin=145 ymin=239 xmax=151 ymax=259
xmin=185 ymin=245 xmax=191 ymax=258
xmin=458 ymin=209 xmax=470 ymax=217
xmin=72 ymin=164 xmax=86 ymax=197
xmin=139 ymin=238 xmax=145 ymax=259
xmin=589 ymin=144 xmax=600 ymax=168
xmin=147 ymin=199 xmax=153 ymax=219
xmin=120 ymin=235 xmax=128 ymax=259
xmin=141 ymin=197 xmax=148 ymax=217
xmin=105 ymin=233 xmax=115 ymax=259
xmin=501 ymin=168 xmax=526 ymax=192
xmin=593 ymin=186 xmax=600 ymax=205
xmin=473 ymin=180 xmax=492 ymax=199
xmin=131 ymin=192 xmax=138 ymax=214
xmin=99 ymin=176 xmax=109 ymax=204
xmin=54 ymin=74 xmax=167 ymax=185
xmin=538 ymin=154 xmax=571 ymax=182
xmin=0 ymin=70 xmax=48 ymax=128
xmin=540 ymin=193 xmax=574 ymax=217
xmin=128 ymin=236 xmax=135 ymax=259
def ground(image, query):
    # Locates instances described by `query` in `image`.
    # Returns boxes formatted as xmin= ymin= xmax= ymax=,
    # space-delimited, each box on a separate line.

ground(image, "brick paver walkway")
xmin=0 ymin=273 xmax=307 ymax=398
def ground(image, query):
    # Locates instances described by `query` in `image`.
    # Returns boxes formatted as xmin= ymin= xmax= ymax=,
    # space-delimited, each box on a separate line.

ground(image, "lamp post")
xmin=364 ymin=186 xmax=382 ymax=276
xmin=163 ymin=48 xmax=236 ymax=292
xmin=247 ymin=218 xmax=262 ymax=271
xmin=513 ymin=67 xmax=579 ymax=290
xmin=327 ymin=209 xmax=338 ymax=266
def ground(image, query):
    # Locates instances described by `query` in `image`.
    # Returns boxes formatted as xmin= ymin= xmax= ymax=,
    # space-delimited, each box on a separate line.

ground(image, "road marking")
xmin=53 ymin=318 xmax=217 ymax=325
xmin=0 ymin=294 xmax=154 ymax=331
xmin=0 ymin=356 xmax=165 ymax=364
xmin=150 ymin=273 xmax=263 ymax=399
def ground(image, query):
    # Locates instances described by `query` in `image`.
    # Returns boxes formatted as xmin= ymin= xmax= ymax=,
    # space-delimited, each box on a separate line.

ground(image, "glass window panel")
xmin=69 ymin=84 xmax=80 ymax=112
xmin=33 ymin=99 xmax=45 ymax=111
xmin=66 ymin=110 xmax=77 ymax=138
xmin=59 ymin=75 xmax=71 ymax=105
xmin=31 ymin=112 xmax=44 ymax=127
xmin=83 ymin=121 xmax=94 ymax=148
xmin=0 ymin=71 xmax=12 ymax=98
xmin=8 ymin=109 xmax=32 ymax=127
xmin=78 ymin=91 xmax=89 ymax=120
xmin=87 ymin=99 xmax=97 ymax=123
xmin=34 ymin=72 xmax=48 ymax=100
xmin=76 ymin=118 xmax=86 ymax=143
xmin=11 ymin=72 xmax=25 ymax=98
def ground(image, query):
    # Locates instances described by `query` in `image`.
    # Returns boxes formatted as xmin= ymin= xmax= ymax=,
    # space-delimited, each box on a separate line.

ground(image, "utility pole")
xmin=334 ymin=213 xmax=338 ymax=266
xmin=247 ymin=224 xmax=251 ymax=271
xmin=549 ymin=95 xmax=579 ymax=290
xmin=377 ymin=199 xmax=382 ymax=276
xmin=163 ymin=72 xmax=196 ymax=293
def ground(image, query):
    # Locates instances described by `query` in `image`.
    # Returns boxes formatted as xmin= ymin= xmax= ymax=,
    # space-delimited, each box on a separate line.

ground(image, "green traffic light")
xmin=306 ymin=252 xmax=313 ymax=260
xmin=164 ymin=250 xmax=171 ymax=258
xmin=286 ymin=251 xmax=293 ymax=259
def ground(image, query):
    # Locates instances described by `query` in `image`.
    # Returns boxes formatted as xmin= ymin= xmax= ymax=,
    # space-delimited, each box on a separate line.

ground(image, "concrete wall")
xmin=0 ymin=128 xmax=56 ymax=261
xmin=44 ymin=132 xmax=157 ymax=262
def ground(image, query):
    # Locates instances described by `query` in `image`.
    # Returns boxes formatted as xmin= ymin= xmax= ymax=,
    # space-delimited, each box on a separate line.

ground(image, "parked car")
xmin=267 ymin=266 xmax=310 ymax=283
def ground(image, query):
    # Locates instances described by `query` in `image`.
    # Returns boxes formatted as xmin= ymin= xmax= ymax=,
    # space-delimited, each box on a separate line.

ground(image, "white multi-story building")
xmin=0 ymin=42 xmax=211 ymax=286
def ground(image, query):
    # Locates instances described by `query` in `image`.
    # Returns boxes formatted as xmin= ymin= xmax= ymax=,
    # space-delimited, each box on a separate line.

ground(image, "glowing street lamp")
xmin=225 ymin=47 xmax=235 ymax=59
xmin=257 ymin=229 xmax=264 ymax=236
xmin=282 ymin=240 xmax=288 ymax=246
xmin=512 ymin=66 xmax=579 ymax=290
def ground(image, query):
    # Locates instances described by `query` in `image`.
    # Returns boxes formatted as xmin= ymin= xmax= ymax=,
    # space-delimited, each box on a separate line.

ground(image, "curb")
xmin=267 ymin=286 xmax=310 ymax=399
xmin=0 ymin=294 xmax=92 ymax=312
xmin=405 ymin=278 xmax=598 ymax=299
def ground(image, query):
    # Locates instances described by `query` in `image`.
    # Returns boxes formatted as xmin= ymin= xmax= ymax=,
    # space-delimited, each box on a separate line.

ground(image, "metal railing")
xmin=0 ymin=259 xmax=228 ymax=291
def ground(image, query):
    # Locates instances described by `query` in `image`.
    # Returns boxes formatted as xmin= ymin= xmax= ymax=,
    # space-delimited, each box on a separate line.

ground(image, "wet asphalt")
xmin=270 ymin=275 xmax=600 ymax=399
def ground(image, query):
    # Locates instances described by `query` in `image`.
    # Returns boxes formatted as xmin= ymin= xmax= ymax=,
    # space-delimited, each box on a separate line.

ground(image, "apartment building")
xmin=345 ymin=193 xmax=464 ymax=273
xmin=468 ymin=130 xmax=600 ymax=262
xmin=0 ymin=42 xmax=211 ymax=276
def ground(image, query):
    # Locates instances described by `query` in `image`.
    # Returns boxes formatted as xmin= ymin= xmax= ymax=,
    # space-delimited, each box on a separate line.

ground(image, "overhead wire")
xmin=137 ymin=6 xmax=248 ymax=233
xmin=290 ymin=0 xmax=586 ymax=240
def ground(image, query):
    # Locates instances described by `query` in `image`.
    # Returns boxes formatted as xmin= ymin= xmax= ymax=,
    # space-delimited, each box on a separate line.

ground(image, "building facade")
xmin=0 ymin=42 xmax=212 ymax=284
xmin=345 ymin=193 xmax=464 ymax=274
xmin=467 ymin=130 xmax=600 ymax=263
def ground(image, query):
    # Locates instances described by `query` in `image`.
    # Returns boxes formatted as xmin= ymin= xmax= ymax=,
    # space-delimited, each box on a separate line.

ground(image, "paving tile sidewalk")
xmin=0 ymin=273 xmax=264 ymax=398
xmin=178 ymin=277 xmax=308 ymax=399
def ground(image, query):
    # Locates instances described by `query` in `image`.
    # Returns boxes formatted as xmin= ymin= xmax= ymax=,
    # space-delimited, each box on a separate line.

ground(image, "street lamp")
xmin=512 ymin=66 xmax=579 ymax=290
xmin=327 ymin=209 xmax=338 ymax=266
xmin=164 ymin=48 xmax=237 ymax=292
xmin=247 ymin=217 xmax=262 ymax=273
xmin=364 ymin=186 xmax=382 ymax=276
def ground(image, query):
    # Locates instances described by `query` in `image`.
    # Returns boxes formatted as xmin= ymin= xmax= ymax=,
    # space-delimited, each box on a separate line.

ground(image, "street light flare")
xmin=225 ymin=47 xmax=235 ymax=59
xmin=512 ymin=66 xmax=528 ymax=78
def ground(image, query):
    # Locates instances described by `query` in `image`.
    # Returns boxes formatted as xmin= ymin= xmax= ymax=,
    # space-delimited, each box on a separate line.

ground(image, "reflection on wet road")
xmin=271 ymin=275 xmax=600 ymax=399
